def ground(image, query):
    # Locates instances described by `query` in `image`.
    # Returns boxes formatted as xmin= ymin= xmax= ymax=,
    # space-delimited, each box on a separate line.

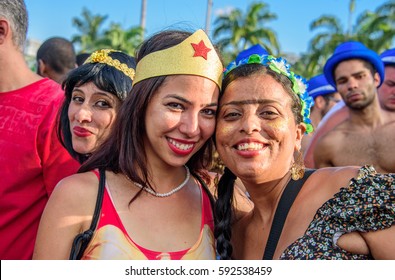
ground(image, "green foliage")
xmin=212 ymin=1 xmax=279 ymax=61
xmin=295 ymin=0 xmax=395 ymax=78
xmin=71 ymin=7 xmax=143 ymax=56
xmin=70 ymin=1 xmax=395 ymax=78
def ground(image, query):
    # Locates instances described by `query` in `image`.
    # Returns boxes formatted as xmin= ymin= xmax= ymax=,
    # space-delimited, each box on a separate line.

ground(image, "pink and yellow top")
xmin=82 ymin=171 xmax=215 ymax=260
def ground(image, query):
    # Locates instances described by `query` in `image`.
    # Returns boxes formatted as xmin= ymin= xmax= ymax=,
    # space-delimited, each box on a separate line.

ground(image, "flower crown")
xmin=224 ymin=54 xmax=314 ymax=134
xmin=84 ymin=49 xmax=135 ymax=81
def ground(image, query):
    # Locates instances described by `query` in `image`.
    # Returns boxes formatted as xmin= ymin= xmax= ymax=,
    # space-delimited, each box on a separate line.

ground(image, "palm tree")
xmin=360 ymin=0 xmax=395 ymax=51
xmin=295 ymin=0 xmax=395 ymax=78
xmin=140 ymin=0 xmax=147 ymax=39
xmin=71 ymin=7 xmax=143 ymax=55
xmin=212 ymin=1 xmax=279 ymax=61
xmin=71 ymin=8 xmax=108 ymax=52
xmin=347 ymin=0 xmax=356 ymax=37
xmin=99 ymin=24 xmax=143 ymax=55
xmin=205 ymin=0 xmax=213 ymax=34
xmin=297 ymin=15 xmax=348 ymax=77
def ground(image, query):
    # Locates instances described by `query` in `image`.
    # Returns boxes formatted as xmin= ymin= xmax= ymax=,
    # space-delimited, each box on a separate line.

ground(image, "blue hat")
xmin=380 ymin=48 xmax=395 ymax=66
xmin=308 ymin=74 xmax=336 ymax=98
xmin=235 ymin=44 xmax=269 ymax=64
xmin=323 ymin=41 xmax=385 ymax=87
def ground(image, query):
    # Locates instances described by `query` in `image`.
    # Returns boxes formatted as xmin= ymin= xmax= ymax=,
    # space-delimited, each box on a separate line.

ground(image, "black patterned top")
xmin=280 ymin=165 xmax=395 ymax=260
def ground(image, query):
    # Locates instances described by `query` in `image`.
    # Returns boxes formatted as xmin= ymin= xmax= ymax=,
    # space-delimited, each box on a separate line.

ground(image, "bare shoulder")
xmin=33 ymin=171 xmax=102 ymax=259
xmin=308 ymin=166 xmax=361 ymax=193
xmin=313 ymin=123 xmax=350 ymax=166
xmin=312 ymin=131 xmax=337 ymax=167
xmin=296 ymin=166 xmax=362 ymax=214
xmin=316 ymin=124 xmax=347 ymax=146
xmin=49 ymin=171 xmax=100 ymax=211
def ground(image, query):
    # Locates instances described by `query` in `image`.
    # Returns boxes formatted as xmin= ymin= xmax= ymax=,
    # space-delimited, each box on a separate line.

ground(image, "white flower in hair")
xmin=270 ymin=57 xmax=290 ymax=76
xmin=294 ymin=75 xmax=308 ymax=94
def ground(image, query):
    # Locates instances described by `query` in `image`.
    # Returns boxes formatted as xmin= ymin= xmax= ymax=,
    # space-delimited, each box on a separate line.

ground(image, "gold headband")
xmin=84 ymin=49 xmax=135 ymax=80
xmin=133 ymin=29 xmax=223 ymax=89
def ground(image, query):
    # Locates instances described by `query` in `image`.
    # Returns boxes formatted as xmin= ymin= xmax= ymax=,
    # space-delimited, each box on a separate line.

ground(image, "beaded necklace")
xmin=126 ymin=165 xmax=190 ymax=198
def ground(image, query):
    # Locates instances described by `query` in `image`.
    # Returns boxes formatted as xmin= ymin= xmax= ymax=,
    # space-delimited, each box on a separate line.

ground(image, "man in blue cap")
xmin=313 ymin=41 xmax=395 ymax=173
xmin=301 ymin=74 xmax=341 ymax=153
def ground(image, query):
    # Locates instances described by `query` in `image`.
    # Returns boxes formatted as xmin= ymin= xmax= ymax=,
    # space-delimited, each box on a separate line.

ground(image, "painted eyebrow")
xmin=165 ymin=94 xmax=218 ymax=107
xmin=220 ymin=99 xmax=280 ymax=108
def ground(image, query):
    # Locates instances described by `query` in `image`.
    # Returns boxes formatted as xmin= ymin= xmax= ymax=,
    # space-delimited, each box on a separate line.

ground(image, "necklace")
xmin=126 ymin=165 xmax=190 ymax=198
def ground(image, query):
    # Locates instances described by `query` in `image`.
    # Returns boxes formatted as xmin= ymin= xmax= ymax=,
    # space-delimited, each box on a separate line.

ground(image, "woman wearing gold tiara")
xmin=58 ymin=49 xmax=136 ymax=164
xmin=33 ymin=29 xmax=224 ymax=260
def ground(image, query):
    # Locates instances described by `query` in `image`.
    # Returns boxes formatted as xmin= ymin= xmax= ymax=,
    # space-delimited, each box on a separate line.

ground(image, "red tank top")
xmin=82 ymin=170 xmax=215 ymax=260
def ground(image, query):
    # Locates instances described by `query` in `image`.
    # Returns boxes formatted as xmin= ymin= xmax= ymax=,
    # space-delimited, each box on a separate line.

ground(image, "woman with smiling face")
xmin=214 ymin=52 xmax=395 ymax=260
xmin=33 ymin=29 xmax=223 ymax=260
xmin=58 ymin=49 xmax=136 ymax=163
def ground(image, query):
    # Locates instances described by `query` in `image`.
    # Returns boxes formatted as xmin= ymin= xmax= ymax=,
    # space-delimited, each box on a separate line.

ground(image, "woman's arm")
xmin=362 ymin=223 xmax=395 ymax=259
xmin=33 ymin=173 xmax=98 ymax=259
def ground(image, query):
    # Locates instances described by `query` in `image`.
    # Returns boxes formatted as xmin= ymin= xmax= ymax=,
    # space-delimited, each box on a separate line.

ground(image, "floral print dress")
xmin=280 ymin=165 xmax=395 ymax=259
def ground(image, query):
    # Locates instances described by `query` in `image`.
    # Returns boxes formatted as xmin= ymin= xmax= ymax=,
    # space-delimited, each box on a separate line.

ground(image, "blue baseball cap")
xmin=323 ymin=41 xmax=385 ymax=87
xmin=380 ymin=48 xmax=395 ymax=66
xmin=308 ymin=74 xmax=337 ymax=98
xmin=235 ymin=44 xmax=269 ymax=64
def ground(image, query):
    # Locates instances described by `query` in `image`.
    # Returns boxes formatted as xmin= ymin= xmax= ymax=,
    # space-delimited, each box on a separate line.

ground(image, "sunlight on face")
xmin=216 ymin=74 xmax=303 ymax=181
xmin=68 ymin=82 xmax=121 ymax=155
xmin=144 ymin=75 xmax=219 ymax=168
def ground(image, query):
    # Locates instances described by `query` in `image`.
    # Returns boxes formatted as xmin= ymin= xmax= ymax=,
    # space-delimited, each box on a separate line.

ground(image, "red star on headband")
xmin=191 ymin=40 xmax=211 ymax=60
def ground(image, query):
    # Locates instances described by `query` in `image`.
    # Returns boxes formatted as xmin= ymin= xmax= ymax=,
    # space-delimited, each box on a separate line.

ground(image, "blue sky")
xmin=25 ymin=0 xmax=389 ymax=55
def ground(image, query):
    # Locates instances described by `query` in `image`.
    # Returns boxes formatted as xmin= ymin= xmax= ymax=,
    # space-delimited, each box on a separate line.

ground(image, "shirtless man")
xmin=313 ymin=42 xmax=395 ymax=173
xmin=301 ymin=74 xmax=341 ymax=153
xmin=305 ymin=48 xmax=395 ymax=168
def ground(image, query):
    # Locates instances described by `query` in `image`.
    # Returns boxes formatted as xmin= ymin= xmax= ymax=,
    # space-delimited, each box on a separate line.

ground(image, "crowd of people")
xmin=1 ymin=0 xmax=394 ymax=260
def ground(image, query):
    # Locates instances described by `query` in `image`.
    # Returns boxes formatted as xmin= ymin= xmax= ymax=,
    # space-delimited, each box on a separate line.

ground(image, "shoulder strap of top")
xmin=191 ymin=171 xmax=216 ymax=215
xmin=69 ymin=168 xmax=106 ymax=260
xmin=262 ymin=169 xmax=315 ymax=260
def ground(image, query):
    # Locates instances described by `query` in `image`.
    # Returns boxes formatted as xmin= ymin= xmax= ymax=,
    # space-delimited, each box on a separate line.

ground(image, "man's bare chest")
xmin=333 ymin=128 xmax=395 ymax=172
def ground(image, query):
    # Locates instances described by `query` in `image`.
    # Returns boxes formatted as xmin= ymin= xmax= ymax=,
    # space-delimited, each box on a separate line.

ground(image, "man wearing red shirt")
xmin=0 ymin=0 xmax=79 ymax=259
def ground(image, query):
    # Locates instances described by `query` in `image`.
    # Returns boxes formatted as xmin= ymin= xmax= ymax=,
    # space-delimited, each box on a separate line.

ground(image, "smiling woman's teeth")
xmin=237 ymin=143 xmax=263 ymax=151
xmin=169 ymin=139 xmax=194 ymax=150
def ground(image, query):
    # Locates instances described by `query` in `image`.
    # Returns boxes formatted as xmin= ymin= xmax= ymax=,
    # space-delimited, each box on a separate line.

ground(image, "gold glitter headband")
xmin=133 ymin=29 xmax=223 ymax=89
xmin=84 ymin=49 xmax=135 ymax=80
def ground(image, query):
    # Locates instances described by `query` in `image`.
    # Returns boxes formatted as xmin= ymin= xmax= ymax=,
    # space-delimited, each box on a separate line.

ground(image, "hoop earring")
xmin=290 ymin=149 xmax=305 ymax=180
